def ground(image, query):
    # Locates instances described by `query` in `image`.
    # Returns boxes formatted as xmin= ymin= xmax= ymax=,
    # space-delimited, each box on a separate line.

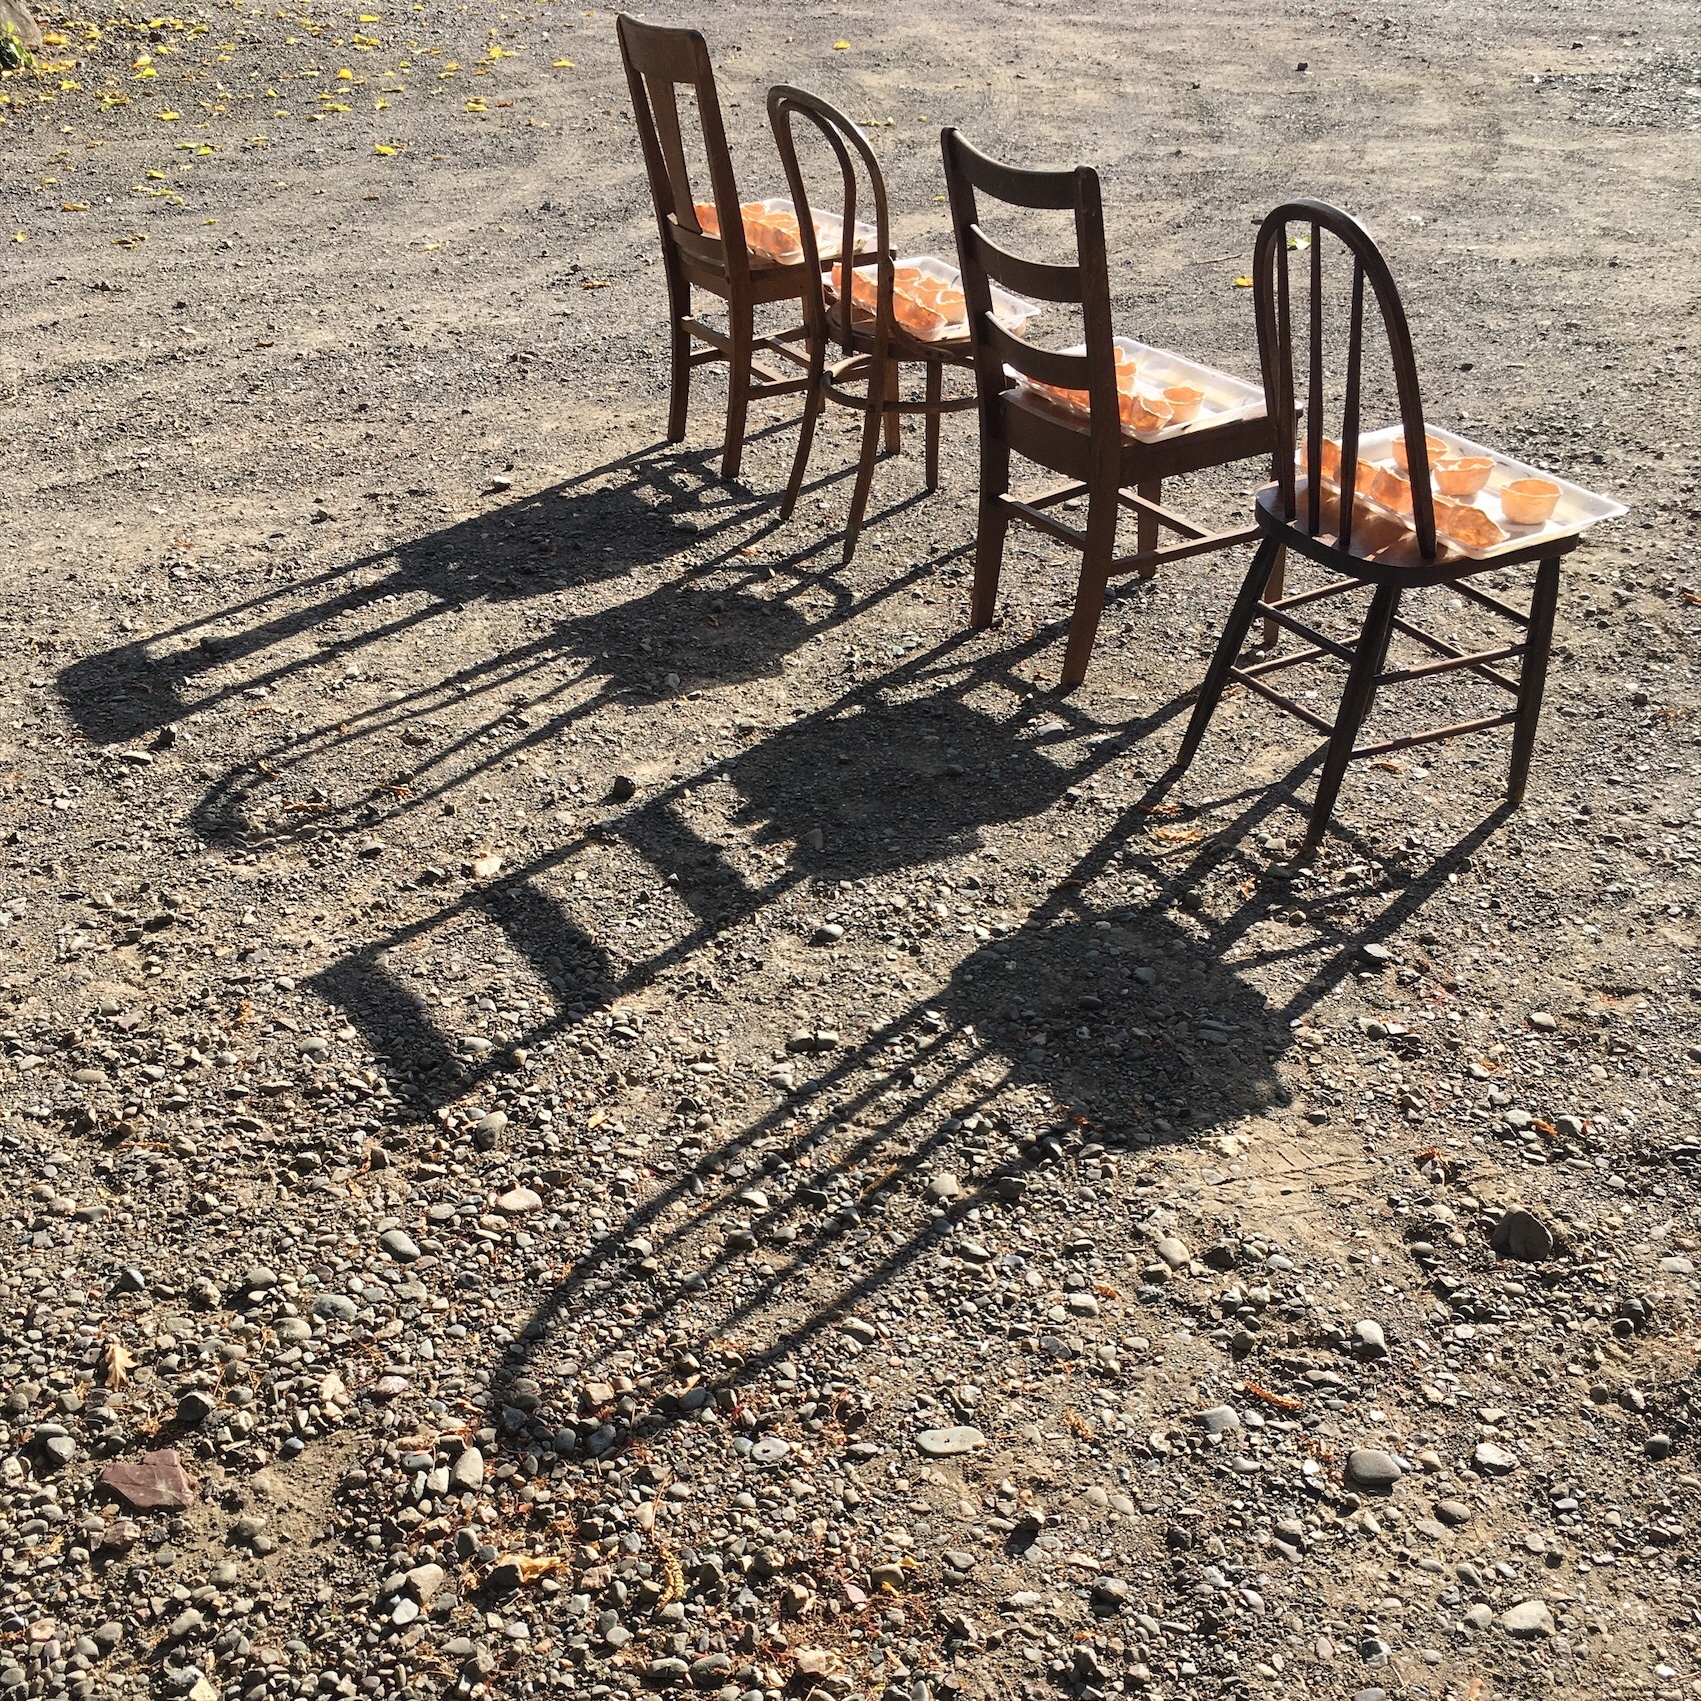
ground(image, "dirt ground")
xmin=1 ymin=0 xmax=1699 ymax=1699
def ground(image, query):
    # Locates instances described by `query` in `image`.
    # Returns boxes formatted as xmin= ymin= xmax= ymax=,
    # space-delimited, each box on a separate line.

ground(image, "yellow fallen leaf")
xmin=41 ymin=30 xmax=66 ymax=44
xmin=337 ymin=66 xmax=353 ymax=78
xmin=550 ymin=56 xmax=573 ymax=66
xmin=373 ymin=141 xmax=397 ymax=154
xmin=359 ymin=11 xmax=381 ymax=17
xmin=157 ymin=108 xmax=180 ymax=120
xmin=203 ymin=217 xmax=217 ymax=224
xmin=464 ymin=96 xmax=486 ymax=110
xmin=491 ymin=1553 xmax=568 ymax=1585
xmin=833 ymin=38 xmax=850 ymax=48
xmin=133 ymin=64 xmax=156 ymax=77
xmin=102 ymin=1340 xmax=136 ymax=1388
xmin=146 ymin=168 xmax=166 ymax=178
xmin=12 ymin=231 xmax=26 ymax=243
xmin=62 ymin=200 xmax=89 ymax=211
xmin=1232 ymin=276 xmax=1253 ymax=288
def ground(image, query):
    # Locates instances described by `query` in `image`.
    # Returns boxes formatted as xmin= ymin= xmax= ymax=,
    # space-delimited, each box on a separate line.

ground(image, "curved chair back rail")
xmin=1251 ymin=198 xmax=1437 ymax=559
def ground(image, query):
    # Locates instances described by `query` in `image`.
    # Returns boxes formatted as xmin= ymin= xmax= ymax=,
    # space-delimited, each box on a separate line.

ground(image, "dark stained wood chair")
xmin=616 ymin=14 xmax=815 ymax=481
xmin=940 ymin=127 xmax=1275 ymax=689
xmin=768 ymin=84 xmax=979 ymax=564
xmin=1168 ymin=198 xmax=1588 ymax=856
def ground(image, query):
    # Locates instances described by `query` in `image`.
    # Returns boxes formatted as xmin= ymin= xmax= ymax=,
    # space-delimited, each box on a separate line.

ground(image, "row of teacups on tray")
xmin=691 ymin=200 xmax=1623 ymax=558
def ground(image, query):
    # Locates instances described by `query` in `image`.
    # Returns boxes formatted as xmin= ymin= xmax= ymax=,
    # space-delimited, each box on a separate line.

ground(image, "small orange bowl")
xmin=1163 ymin=384 xmax=1204 ymax=423
xmin=1391 ymin=432 xmax=1447 ymax=473
xmin=1433 ymin=456 xmax=1493 ymax=497
xmin=1500 ymin=477 xmax=1560 ymax=526
xmin=1368 ymin=464 xmax=1414 ymax=516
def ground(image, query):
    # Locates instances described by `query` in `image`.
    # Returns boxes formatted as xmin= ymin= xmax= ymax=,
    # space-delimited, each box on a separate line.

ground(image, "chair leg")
xmin=1135 ymin=480 xmax=1161 ymax=579
xmin=843 ymin=353 xmax=886 ymax=563
xmin=1301 ymin=582 xmax=1401 ymax=855
xmin=882 ymin=358 xmax=901 ymax=454
xmin=969 ymin=430 xmax=1010 ymax=631
xmin=1259 ymin=545 xmax=1287 ymax=649
xmin=1507 ymin=555 xmax=1562 ymax=805
xmin=1172 ymin=532 xmax=1281 ymax=774
xmin=667 ymin=292 xmax=692 ymax=445
xmin=924 ymin=360 xmax=942 ymax=491
xmin=722 ymin=299 xmax=754 ymax=482
xmin=780 ymin=349 xmax=826 ymax=524
xmin=1059 ymin=484 xmax=1120 ymax=689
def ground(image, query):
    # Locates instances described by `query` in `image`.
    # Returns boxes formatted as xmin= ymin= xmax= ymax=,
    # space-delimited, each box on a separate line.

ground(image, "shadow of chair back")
xmin=767 ymin=85 xmax=893 ymax=363
xmin=616 ymin=14 xmax=748 ymax=278
xmin=1252 ymin=199 xmax=1437 ymax=561
xmin=941 ymin=127 xmax=1122 ymax=476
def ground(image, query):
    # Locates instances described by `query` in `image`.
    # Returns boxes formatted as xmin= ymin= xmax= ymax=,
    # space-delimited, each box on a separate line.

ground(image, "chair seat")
xmin=824 ymin=298 xmax=975 ymax=363
xmin=1004 ymin=385 xmax=1274 ymax=484
xmin=1255 ymin=482 xmax=1581 ymax=586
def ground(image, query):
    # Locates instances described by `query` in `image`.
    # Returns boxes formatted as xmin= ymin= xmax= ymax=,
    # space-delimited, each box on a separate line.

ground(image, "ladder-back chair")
xmin=941 ymin=127 xmax=1275 ymax=688
xmin=1169 ymin=198 xmax=1595 ymax=855
xmin=616 ymin=14 xmax=814 ymax=480
xmin=768 ymin=85 xmax=978 ymax=564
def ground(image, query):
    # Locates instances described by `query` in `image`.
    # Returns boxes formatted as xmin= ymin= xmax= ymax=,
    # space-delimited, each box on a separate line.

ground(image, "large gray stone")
xmin=1501 ymin=1600 xmax=1554 ymax=1639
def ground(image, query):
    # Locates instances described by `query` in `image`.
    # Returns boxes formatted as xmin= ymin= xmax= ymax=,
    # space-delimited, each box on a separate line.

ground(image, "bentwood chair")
xmin=616 ymin=15 xmax=815 ymax=480
xmin=768 ymin=85 xmax=978 ymax=563
xmin=1168 ymin=198 xmax=1606 ymax=856
xmin=941 ymin=128 xmax=1276 ymax=688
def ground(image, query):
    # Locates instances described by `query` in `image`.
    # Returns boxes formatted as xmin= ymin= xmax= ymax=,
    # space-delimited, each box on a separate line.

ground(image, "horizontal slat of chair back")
xmin=1253 ymin=197 xmax=1436 ymax=560
xmin=981 ymin=317 xmax=1090 ymax=390
xmin=943 ymin=129 xmax=1080 ymax=210
xmin=966 ymin=227 xmax=1082 ymax=304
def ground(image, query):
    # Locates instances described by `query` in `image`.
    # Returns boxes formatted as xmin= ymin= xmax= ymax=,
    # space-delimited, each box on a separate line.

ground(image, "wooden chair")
xmin=616 ymin=14 xmax=815 ymax=481
xmin=768 ymin=85 xmax=978 ymax=564
xmin=940 ymin=127 xmax=1275 ymax=689
xmin=1169 ymin=198 xmax=1583 ymax=856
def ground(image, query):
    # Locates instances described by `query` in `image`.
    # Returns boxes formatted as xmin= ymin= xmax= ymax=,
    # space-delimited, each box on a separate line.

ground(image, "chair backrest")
xmin=1251 ymin=199 xmax=1437 ymax=559
xmin=615 ymin=13 xmax=749 ymax=275
xmin=940 ymin=127 xmax=1122 ymax=461
xmin=767 ymin=85 xmax=891 ymax=357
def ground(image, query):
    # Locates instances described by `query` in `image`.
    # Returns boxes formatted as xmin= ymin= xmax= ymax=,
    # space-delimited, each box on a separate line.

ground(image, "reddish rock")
xmin=98 ymin=1449 xmax=191 ymax=1512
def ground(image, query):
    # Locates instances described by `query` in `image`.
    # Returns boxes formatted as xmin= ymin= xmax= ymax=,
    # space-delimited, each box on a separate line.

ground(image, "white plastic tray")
xmin=1009 ymin=334 xmax=1266 ymax=442
xmin=834 ymin=254 xmax=1042 ymax=343
xmin=692 ymin=197 xmax=876 ymax=265
xmin=1309 ymin=425 xmax=1627 ymax=561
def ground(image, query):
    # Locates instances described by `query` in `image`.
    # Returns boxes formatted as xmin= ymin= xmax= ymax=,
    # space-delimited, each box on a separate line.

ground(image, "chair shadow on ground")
xmin=58 ymin=431 xmax=802 ymax=751
xmin=51 ymin=418 xmax=1534 ymax=1550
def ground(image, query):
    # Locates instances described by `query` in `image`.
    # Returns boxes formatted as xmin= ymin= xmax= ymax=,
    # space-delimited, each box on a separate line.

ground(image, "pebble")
xmin=451 ymin=1447 xmax=485 ymax=1492
xmin=1492 ymin=1209 xmax=1555 ymax=1263
xmin=496 ymin=1186 xmax=542 ymax=1216
xmin=379 ymin=1227 xmax=422 ymax=1262
xmin=1435 ymin=1498 xmax=1473 ymax=1526
xmin=1345 ymin=1449 xmax=1403 ymax=1492
xmin=1353 ymin=1318 xmax=1387 ymax=1357
xmin=1154 ymin=1236 xmax=1191 ymax=1270
xmin=1474 ymin=1442 xmax=1518 ymax=1475
xmin=1196 ymin=1406 xmax=1240 ymax=1436
xmin=915 ymin=1426 xmax=986 ymax=1457
xmin=925 ymin=1172 xmax=963 ymax=1203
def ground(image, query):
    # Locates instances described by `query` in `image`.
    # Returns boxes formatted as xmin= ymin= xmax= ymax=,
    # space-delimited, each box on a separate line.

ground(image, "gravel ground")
xmin=2 ymin=0 xmax=1700 ymax=1700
